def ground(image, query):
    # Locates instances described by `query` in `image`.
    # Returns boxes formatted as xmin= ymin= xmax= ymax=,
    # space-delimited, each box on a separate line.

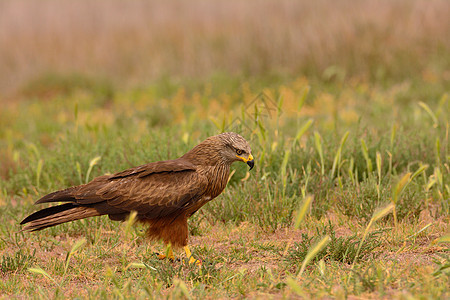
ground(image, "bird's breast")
xmin=204 ymin=164 xmax=230 ymax=199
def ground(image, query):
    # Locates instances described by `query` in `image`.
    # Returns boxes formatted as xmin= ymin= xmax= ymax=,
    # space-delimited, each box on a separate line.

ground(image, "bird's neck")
xmin=181 ymin=140 xmax=228 ymax=167
xmin=181 ymin=141 xmax=231 ymax=198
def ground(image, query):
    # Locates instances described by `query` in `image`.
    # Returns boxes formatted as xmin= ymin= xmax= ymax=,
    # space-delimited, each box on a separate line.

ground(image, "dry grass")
xmin=1 ymin=0 xmax=449 ymax=94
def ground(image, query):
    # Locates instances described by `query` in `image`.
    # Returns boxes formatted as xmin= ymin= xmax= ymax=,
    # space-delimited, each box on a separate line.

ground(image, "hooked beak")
xmin=236 ymin=153 xmax=255 ymax=171
xmin=247 ymin=159 xmax=254 ymax=170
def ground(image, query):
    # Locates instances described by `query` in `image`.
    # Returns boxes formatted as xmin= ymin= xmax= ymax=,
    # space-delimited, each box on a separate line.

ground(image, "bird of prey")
xmin=21 ymin=132 xmax=254 ymax=263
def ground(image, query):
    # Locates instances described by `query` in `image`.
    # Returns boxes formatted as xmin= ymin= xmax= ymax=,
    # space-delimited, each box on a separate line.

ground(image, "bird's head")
xmin=216 ymin=132 xmax=254 ymax=170
xmin=184 ymin=132 xmax=255 ymax=170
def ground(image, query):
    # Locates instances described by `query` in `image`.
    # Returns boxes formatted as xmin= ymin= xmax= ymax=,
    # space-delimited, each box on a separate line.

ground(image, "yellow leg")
xmin=158 ymin=244 xmax=175 ymax=261
xmin=184 ymin=246 xmax=201 ymax=266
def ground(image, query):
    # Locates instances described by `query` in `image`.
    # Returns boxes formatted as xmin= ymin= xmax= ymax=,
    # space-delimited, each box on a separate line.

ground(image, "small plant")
xmin=140 ymin=253 xmax=221 ymax=287
xmin=0 ymin=249 xmax=36 ymax=273
xmin=286 ymin=222 xmax=384 ymax=267
xmin=432 ymin=235 xmax=450 ymax=278
xmin=348 ymin=262 xmax=395 ymax=294
xmin=335 ymin=177 xmax=390 ymax=222
xmin=432 ymin=253 xmax=450 ymax=278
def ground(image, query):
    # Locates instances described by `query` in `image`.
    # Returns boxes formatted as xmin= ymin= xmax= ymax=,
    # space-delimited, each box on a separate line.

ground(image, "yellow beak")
xmin=236 ymin=153 xmax=254 ymax=163
xmin=236 ymin=154 xmax=255 ymax=170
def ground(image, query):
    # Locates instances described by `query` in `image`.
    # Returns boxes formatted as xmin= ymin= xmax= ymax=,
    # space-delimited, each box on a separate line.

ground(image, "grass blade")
xmin=391 ymin=173 xmax=411 ymax=228
xmin=294 ymin=119 xmax=313 ymax=146
xmin=390 ymin=124 xmax=397 ymax=153
xmin=314 ymin=132 xmax=324 ymax=176
xmin=293 ymin=196 xmax=313 ymax=229
xmin=353 ymin=203 xmax=394 ymax=268
xmin=392 ymin=173 xmax=411 ymax=204
xmin=64 ymin=238 xmax=87 ymax=275
xmin=407 ymin=223 xmax=433 ymax=240
xmin=297 ymin=86 xmax=310 ymax=112
xmin=360 ymin=138 xmax=372 ymax=175
xmin=347 ymin=202 xmax=394 ymax=287
xmin=418 ymin=101 xmax=438 ymax=128
xmin=286 ymin=277 xmax=305 ymax=296
xmin=125 ymin=262 xmax=157 ymax=271
xmin=29 ymin=266 xmax=57 ymax=285
xmin=300 ymin=163 xmax=311 ymax=198
xmin=85 ymin=156 xmax=101 ymax=184
xmin=124 ymin=210 xmax=138 ymax=237
xmin=435 ymin=137 xmax=441 ymax=166
xmin=297 ymin=235 xmax=330 ymax=277
xmin=36 ymin=159 xmax=44 ymax=189
xmin=376 ymin=151 xmax=382 ymax=199
xmin=76 ymin=161 xmax=82 ymax=185
xmin=331 ymin=131 xmax=349 ymax=179
xmin=411 ymin=164 xmax=428 ymax=182
xmin=281 ymin=150 xmax=291 ymax=195
xmin=348 ymin=157 xmax=355 ymax=185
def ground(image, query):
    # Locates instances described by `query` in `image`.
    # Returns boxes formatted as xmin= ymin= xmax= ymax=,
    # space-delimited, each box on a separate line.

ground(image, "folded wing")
xmin=22 ymin=158 xmax=209 ymax=230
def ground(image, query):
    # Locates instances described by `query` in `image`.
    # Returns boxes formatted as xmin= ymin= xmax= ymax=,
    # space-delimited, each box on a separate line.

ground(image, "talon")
xmin=184 ymin=246 xmax=201 ymax=266
xmin=189 ymin=256 xmax=202 ymax=266
xmin=158 ymin=254 xmax=175 ymax=262
xmin=157 ymin=245 xmax=175 ymax=261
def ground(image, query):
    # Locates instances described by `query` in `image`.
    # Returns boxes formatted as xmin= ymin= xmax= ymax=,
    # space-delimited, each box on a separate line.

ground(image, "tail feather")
xmin=20 ymin=203 xmax=77 ymax=225
xmin=35 ymin=187 xmax=77 ymax=204
xmin=20 ymin=203 xmax=101 ymax=232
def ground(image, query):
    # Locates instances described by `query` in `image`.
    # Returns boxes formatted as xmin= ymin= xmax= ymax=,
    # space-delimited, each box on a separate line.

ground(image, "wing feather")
xmin=110 ymin=159 xmax=196 ymax=179
xmin=71 ymin=159 xmax=208 ymax=218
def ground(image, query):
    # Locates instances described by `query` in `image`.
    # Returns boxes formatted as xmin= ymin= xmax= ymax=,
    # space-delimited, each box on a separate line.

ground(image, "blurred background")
xmin=1 ymin=0 xmax=449 ymax=97
xmin=0 ymin=3 xmax=448 ymax=297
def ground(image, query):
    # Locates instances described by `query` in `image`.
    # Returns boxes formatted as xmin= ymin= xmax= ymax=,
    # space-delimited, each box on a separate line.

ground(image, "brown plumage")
xmin=21 ymin=132 xmax=254 ymax=249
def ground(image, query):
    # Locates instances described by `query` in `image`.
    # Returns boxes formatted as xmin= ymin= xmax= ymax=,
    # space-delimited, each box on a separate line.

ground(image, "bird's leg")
xmin=158 ymin=243 xmax=175 ymax=261
xmin=184 ymin=246 xmax=201 ymax=266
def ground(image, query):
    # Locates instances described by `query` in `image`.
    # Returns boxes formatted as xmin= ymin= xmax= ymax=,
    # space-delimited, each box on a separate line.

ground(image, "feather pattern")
xmin=21 ymin=132 xmax=254 ymax=247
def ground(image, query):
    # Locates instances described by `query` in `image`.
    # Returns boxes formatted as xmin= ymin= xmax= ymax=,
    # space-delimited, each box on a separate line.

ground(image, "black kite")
xmin=21 ymin=132 xmax=254 ymax=263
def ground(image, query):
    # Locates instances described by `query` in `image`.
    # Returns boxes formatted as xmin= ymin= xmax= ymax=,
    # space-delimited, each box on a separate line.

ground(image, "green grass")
xmin=0 ymin=73 xmax=448 ymax=298
xmin=285 ymin=222 xmax=385 ymax=266
xmin=1 ymin=1 xmax=449 ymax=295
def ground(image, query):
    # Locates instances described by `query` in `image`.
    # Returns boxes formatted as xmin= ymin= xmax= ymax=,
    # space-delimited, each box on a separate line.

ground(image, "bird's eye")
xmin=236 ymin=149 xmax=243 ymax=155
